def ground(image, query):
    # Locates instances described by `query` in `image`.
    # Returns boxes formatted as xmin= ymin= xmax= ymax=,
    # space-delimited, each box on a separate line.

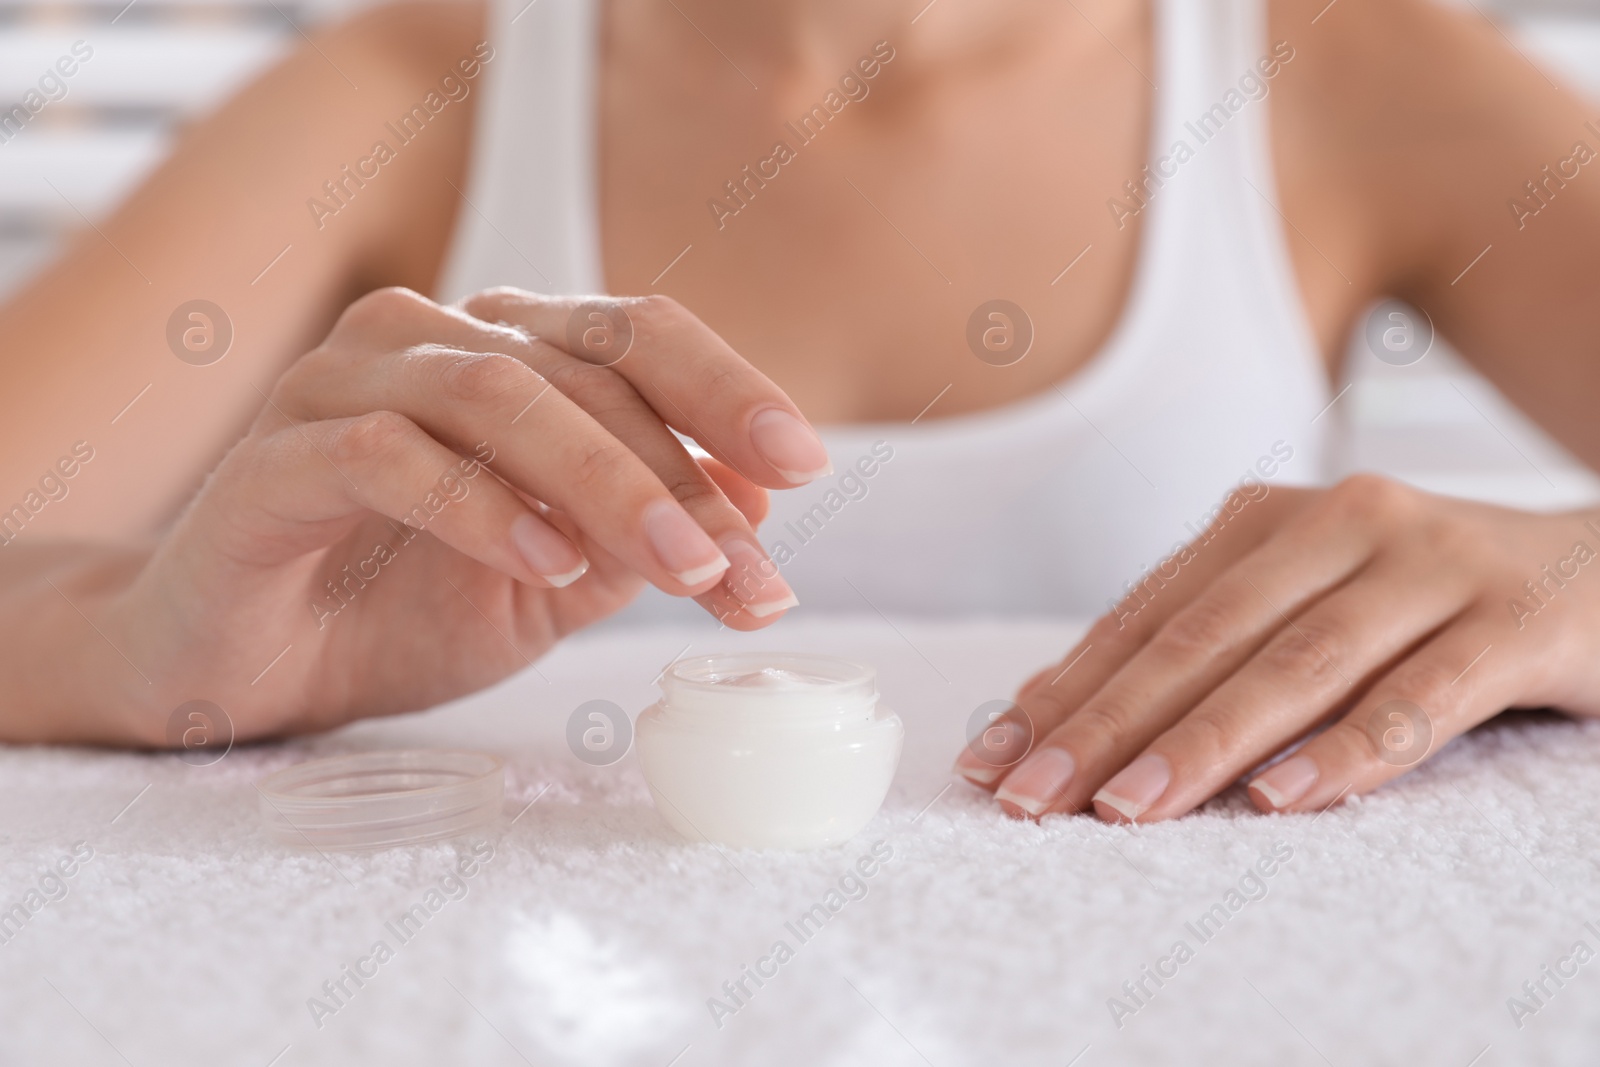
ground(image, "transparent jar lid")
xmin=257 ymin=750 xmax=504 ymax=851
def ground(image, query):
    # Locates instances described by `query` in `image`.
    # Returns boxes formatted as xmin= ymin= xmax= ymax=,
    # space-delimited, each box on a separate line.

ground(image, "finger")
xmin=979 ymin=479 xmax=1397 ymax=811
xmin=293 ymin=291 xmax=795 ymax=615
xmin=523 ymin=470 xmax=795 ymax=636
xmin=682 ymin=458 xmax=787 ymax=628
xmin=699 ymin=457 xmax=769 ymax=527
xmin=458 ymin=289 xmax=832 ymax=488
xmin=315 ymin=286 xmax=465 ymax=355
xmin=277 ymin=345 xmax=737 ymax=599
xmin=192 ymin=412 xmax=588 ymax=588
xmin=1245 ymin=612 xmax=1517 ymax=813
xmin=951 ymin=485 xmax=1290 ymax=788
xmin=505 ymin=340 xmax=798 ymax=622
xmin=1085 ymin=551 xmax=1474 ymax=823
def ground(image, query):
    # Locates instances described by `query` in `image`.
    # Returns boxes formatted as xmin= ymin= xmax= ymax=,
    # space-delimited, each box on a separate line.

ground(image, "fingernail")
xmin=1249 ymin=755 xmax=1319 ymax=810
xmin=995 ymin=747 xmax=1076 ymax=817
xmin=953 ymin=749 xmax=1003 ymax=786
xmin=644 ymin=500 xmax=730 ymax=586
xmin=720 ymin=536 xmax=798 ymax=617
xmin=749 ymin=407 xmax=832 ymax=485
xmin=1093 ymin=753 xmax=1171 ymax=823
xmin=510 ymin=513 xmax=589 ymax=587
xmin=953 ymin=718 xmax=1029 ymax=785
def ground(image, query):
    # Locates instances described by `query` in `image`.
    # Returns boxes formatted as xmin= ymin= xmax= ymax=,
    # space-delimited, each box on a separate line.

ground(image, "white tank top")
xmin=438 ymin=0 xmax=1331 ymax=620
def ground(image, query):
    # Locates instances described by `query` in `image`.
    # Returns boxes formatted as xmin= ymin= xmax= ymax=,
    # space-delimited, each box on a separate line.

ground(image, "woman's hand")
xmin=954 ymin=475 xmax=1600 ymax=821
xmin=15 ymin=287 xmax=826 ymax=745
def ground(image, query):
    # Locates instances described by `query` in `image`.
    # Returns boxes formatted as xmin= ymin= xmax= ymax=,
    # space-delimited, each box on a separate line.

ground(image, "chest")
xmin=595 ymin=19 xmax=1351 ymax=424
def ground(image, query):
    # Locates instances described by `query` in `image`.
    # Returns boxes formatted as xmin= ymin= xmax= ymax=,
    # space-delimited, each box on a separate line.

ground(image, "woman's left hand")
xmin=953 ymin=474 xmax=1600 ymax=822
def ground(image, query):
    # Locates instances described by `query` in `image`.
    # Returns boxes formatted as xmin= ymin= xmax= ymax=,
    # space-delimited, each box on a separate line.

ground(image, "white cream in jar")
xmin=636 ymin=653 xmax=903 ymax=850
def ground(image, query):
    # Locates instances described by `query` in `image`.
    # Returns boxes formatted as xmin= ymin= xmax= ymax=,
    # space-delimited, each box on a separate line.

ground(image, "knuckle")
xmin=1327 ymin=473 xmax=1413 ymax=525
xmin=337 ymin=286 xmax=434 ymax=333
xmin=630 ymin=293 xmax=690 ymax=335
xmin=699 ymin=361 xmax=743 ymax=397
xmin=1086 ymin=603 xmax=1156 ymax=655
xmin=1256 ymin=622 xmax=1346 ymax=686
xmin=664 ymin=473 xmax=725 ymax=515
xmin=438 ymin=351 xmax=533 ymax=407
xmin=1173 ymin=710 xmax=1235 ymax=764
xmin=1155 ymin=595 xmax=1239 ymax=658
xmin=327 ymin=410 xmax=415 ymax=468
xmin=1068 ymin=698 xmax=1138 ymax=745
xmin=567 ymin=440 xmax=628 ymax=495
xmin=1324 ymin=716 xmax=1383 ymax=766
xmin=1384 ymin=659 xmax=1457 ymax=714
xmin=544 ymin=359 xmax=633 ymax=414
xmin=1015 ymin=685 xmax=1069 ymax=728
xmin=460 ymin=286 xmax=536 ymax=321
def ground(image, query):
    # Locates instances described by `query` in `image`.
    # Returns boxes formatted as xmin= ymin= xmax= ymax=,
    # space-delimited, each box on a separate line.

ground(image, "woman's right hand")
xmin=13 ymin=286 xmax=826 ymax=745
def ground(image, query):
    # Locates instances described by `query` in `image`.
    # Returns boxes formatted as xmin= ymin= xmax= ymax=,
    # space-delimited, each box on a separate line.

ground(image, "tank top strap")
xmin=436 ymin=0 xmax=603 ymax=302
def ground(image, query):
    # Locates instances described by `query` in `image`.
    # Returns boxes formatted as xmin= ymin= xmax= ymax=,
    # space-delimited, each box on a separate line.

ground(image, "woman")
xmin=1 ymin=0 xmax=1598 ymax=825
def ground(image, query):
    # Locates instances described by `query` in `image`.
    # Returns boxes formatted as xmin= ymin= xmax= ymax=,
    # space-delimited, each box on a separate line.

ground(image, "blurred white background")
xmin=2 ymin=0 xmax=1598 ymax=511
xmin=0 ymin=0 xmax=386 ymax=299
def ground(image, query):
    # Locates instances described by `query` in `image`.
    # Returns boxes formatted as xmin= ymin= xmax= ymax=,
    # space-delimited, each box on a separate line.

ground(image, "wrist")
xmin=0 ymin=543 xmax=163 ymax=745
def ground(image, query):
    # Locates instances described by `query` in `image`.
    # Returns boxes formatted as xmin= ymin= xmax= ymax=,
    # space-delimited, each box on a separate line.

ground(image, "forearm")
xmin=0 ymin=541 xmax=158 ymax=745
xmin=0 ymin=2 xmax=479 ymax=542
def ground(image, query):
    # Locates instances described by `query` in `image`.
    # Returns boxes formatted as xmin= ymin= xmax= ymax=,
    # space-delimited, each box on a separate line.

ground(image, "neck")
xmin=635 ymin=0 xmax=1097 ymax=86
xmin=680 ymin=0 xmax=905 ymax=67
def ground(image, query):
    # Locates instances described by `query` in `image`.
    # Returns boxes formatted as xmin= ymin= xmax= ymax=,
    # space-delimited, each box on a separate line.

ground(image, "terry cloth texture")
xmin=2 ymin=616 xmax=1598 ymax=1065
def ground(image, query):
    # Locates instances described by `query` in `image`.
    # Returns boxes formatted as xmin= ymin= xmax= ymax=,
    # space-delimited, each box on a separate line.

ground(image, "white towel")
xmin=1 ymin=615 xmax=1595 ymax=1065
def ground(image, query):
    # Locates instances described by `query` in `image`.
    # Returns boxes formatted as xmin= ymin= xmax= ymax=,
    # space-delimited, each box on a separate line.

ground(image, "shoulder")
xmin=319 ymin=1 xmax=489 ymax=83
xmin=1267 ymin=0 xmax=1595 ymax=294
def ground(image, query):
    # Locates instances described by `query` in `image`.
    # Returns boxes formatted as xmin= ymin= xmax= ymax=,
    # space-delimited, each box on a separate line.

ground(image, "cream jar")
xmin=636 ymin=653 xmax=903 ymax=850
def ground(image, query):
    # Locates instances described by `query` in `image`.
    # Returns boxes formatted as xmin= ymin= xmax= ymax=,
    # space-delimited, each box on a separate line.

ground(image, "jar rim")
xmin=659 ymin=653 xmax=878 ymax=723
xmin=664 ymin=652 xmax=875 ymax=693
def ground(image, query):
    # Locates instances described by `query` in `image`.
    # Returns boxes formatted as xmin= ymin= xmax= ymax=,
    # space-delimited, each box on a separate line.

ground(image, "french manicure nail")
xmin=947 ymin=748 xmax=998 ymax=790
xmin=749 ymin=407 xmax=832 ymax=485
xmin=644 ymin=500 xmax=729 ymax=586
xmin=953 ymin=749 xmax=1004 ymax=785
xmin=1249 ymin=755 xmax=1319 ymax=810
xmin=995 ymin=746 xmax=1076 ymax=817
xmin=1093 ymin=753 xmax=1171 ymax=822
xmin=720 ymin=536 xmax=798 ymax=617
xmin=953 ymin=718 xmax=1029 ymax=785
xmin=745 ymin=594 xmax=798 ymax=618
xmin=510 ymin=513 xmax=589 ymax=587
